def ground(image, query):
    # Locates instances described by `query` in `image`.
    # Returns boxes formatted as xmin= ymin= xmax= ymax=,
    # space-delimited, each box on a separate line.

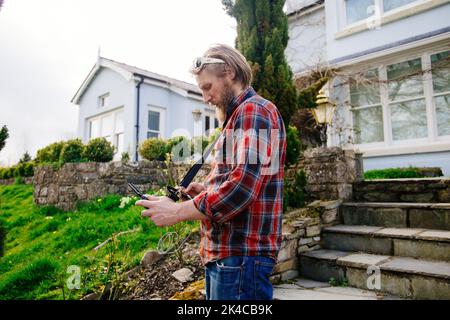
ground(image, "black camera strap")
xmin=166 ymin=133 xmax=221 ymax=201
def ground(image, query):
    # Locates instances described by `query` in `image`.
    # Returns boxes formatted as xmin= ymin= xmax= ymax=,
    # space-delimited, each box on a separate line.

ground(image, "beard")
xmin=215 ymin=81 xmax=235 ymax=123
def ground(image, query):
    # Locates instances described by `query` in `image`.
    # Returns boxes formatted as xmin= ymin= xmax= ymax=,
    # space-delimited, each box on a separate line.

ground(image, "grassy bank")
xmin=0 ymin=184 xmax=194 ymax=300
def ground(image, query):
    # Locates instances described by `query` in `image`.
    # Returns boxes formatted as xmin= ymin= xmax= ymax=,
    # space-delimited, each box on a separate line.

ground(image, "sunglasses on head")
xmin=191 ymin=57 xmax=226 ymax=73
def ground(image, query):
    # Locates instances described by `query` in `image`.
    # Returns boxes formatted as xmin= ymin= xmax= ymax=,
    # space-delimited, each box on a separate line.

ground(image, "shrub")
xmin=121 ymin=152 xmax=130 ymax=164
xmin=59 ymin=139 xmax=85 ymax=164
xmin=167 ymin=136 xmax=191 ymax=162
xmin=364 ymin=167 xmax=425 ymax=180
xmin=0 ymin=167 xmax=14 ymax=180
xmin=283 ymin=169 xmax=307 ymax=212
xmin=83 ymin=138 xmax=115 ymax=162
xmin=191 ymin=136 xmax=209 ymax=156
xmin=35 ymin=141 xmax=66 ymax=164
xmin=286 ymin=125 xmax=301 ymax=166
xmin=13 ymin=161 xmax=35 ymax=178
xmin=138 ymin=138 xmax=168 ymax=161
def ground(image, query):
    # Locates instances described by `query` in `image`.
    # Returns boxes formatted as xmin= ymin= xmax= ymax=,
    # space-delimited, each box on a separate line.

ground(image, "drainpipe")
xmin=135 ymin=76 xmax=144 ymax=162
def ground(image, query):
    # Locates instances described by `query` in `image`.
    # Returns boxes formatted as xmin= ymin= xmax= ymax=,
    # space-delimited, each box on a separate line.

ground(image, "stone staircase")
xmin=297 ymin=178 xmax=450 ymax=300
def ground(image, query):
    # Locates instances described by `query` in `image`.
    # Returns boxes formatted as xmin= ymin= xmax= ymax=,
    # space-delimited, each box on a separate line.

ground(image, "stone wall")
xmin=0 ymin=176 xmax=34 ymax=185
xmin=34 ymin=161 xmax=211 ymax=211
xmin=303 ymin=147 xmax=363 ymax=202
xmin=271 ymin=200 xmax=341 ymax=283
xmin=353 ymin=178 xmax=450 ymax=203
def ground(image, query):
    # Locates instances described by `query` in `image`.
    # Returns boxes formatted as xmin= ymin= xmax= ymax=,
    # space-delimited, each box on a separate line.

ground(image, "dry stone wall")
xmin=33 ymin=161 xmax=210 ymax=211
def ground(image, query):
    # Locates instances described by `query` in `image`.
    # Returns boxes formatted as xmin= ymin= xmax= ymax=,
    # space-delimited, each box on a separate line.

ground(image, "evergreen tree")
xmin=19 ymin=151 xmax=32 ymax=164
xmin=222 ymin=0 xmax=298 ymax=126
xmin=0 ymin=125 xmax=8 ymax=152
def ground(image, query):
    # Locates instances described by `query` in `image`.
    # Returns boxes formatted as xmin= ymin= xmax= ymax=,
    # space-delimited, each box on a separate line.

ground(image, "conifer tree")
xmin=222 ymin=0 xmax=298 ymax=126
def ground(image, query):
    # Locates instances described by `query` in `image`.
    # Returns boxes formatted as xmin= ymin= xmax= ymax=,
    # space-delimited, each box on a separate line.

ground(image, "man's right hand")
xmin=181 ymin=182 xmax=206 ymax=198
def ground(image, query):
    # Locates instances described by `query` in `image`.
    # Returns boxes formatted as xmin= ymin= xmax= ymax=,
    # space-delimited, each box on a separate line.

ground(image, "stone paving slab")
xmin=295 ymin=278 xmax=332 ymax=289
xmin=374 ymin=228 xmax=425 ymax=238
xmin=323 ymin=225 xmax=383 ymax=235
xmin=273 ymin=282 xmax=402 ymax=300
xmin=380 ymin=257 xmax=450 ymax=279
xmin=337 ymin=253 xmax=391 ymax=268
xmin=301 ymin=249 xmax=350 ymax=261
xmin=416 ymin=230 xmax=450 ymax=242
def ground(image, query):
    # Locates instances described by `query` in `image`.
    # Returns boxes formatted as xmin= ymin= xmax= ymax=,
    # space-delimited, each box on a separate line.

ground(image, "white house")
xmin=71 ymin=57 xmax=219 ymax=161
xmin=285 ymin=0 xmax=450 ymax=176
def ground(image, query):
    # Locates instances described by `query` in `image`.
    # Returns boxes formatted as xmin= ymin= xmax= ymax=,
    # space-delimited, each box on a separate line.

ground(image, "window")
xmin=98 ymin=93 xmax=110 ymax=108
xmin=383 ymin=0 xmax=417 ymax=12
xmin=88 ymin=109 xmax=124 ymax=155
xmin=205 ymin=116 xmax=210 ymax=133
xmin=387 ymin=58 xmax=427 ymax=141
xmin=351 ymin=69 xmax=384 ymax=144
xmin=148 ymin=107 xmax=164 ymax=138
xmin=101 ymin=114 xmax=113 ymax=141
xmin=114 ymin=111 xmax=124 ymax=154
xmin=203 ymin=113 xmax=219 ymax=135
xmin=431 ymin=50 xmax=450 ymax=137
xmin=89 ymin=118 xmax=101 ymax=139
xmin=345 ymin=0 xmax=419 ymax=25
xmin=349 ymin=50 xmax=450 ymax=146
xmin=346 ymin=0 xmax=375 ymax=24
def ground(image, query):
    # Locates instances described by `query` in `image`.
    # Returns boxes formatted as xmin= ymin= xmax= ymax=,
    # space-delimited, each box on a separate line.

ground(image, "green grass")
xmin=0 ymin=184 xmax=198 ymax=300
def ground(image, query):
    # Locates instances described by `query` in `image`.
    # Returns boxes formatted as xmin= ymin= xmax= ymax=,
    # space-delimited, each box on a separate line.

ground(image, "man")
xmin=136 ymin=44 xmax=286 ymax=300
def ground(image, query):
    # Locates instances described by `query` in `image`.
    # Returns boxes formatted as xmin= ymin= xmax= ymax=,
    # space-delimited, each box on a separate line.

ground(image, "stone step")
xmin=322 ymin=225 xmax=450 ymax=262
xmin=299 ymin=249 xmax=450 ymax=299
xmin=273 ymin=278 xmax=403 ymax=300
xmin=353 ymin=178 xmax=450 ymax=203
xmin=341 ymin=202 xmax=450 ymax=230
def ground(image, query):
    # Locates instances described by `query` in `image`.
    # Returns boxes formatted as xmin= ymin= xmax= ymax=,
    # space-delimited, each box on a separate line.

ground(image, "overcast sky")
xmin=0 ymin=0 xmax=237 ymax=166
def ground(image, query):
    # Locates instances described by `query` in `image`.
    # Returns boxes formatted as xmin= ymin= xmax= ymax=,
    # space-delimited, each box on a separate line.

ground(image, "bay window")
xmin=431 ymin=50 xmax=450 ymax=137
xmin=350 ymin=49 xmax=450 ymax=146
xmin=387 ymin=58 xmax=427 ymax=141
xmin=88 ymin=108 xmax=124 ymax=155
xmin=351 ymin=69 xmax=384 ymax=144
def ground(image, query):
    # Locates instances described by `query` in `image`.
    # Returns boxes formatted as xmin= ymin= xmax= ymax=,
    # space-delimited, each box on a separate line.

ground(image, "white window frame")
xmin=147 ymin=105 xmax=166 ymax=139
xmin=349 ymin=49 xmax=450 ymax=151
xmin=98 ymin=92 xmax=110 ymax=108
xmin=429 ymin=48 xmax=450 ymax=141
xmin=336 ymin=0 xmax=450 ymax=39
xmin=87 ymin=107 xmax=124 ymax=155
xmin=204 ymin=109 xmax=218 ymax=136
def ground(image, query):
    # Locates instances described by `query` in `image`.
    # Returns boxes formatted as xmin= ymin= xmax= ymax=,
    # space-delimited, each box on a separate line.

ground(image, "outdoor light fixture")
xmin=312 ymin=85 xmax=336 ymax=147
xmin=192 ymin=108 xmax=202 ymax=121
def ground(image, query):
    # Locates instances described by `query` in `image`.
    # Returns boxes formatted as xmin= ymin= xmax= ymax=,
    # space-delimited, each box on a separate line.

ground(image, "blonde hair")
xmin=192 ymin=44 xmax=253 ymax=87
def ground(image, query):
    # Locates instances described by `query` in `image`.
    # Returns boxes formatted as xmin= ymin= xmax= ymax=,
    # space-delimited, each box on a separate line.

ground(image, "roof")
xmin=71 ymin=57 xmax=203 ymax=104
xmin=286 ymin=0 xmax=324 ymax=17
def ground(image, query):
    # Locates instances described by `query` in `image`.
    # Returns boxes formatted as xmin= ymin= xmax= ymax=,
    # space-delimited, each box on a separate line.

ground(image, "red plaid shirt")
xmin=193 ymin=87 xmax=286 ymax=265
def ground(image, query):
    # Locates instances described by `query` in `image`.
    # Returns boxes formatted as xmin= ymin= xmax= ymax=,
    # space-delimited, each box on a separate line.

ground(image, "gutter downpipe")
xmin=135 ymin=75 xmax=145 ymax=162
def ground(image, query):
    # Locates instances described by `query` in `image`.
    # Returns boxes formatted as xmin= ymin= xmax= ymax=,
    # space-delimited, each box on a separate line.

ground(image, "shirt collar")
xmin=223 ymin=86 xmax=256 ymax=128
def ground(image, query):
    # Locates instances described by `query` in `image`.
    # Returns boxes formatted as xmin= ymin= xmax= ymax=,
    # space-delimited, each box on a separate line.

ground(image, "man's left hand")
xmin=135 ymin=195 xmax=181 ymax=227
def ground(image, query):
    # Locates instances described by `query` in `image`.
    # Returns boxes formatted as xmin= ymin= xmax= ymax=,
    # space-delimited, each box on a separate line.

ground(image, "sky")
xmin=0 ymin=0 xmax=237 ymax=166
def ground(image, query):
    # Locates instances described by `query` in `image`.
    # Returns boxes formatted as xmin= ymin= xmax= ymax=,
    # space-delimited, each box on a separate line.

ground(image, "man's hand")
xmin=135 ymin=195 xmax=181 ymax=227
xmin=180 ymin=182 xmax=206 ymax=198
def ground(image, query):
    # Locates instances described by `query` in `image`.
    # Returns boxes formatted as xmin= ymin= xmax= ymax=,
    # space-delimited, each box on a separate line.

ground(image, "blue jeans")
xmin=205 ymin=256 xmax=275 ymax=300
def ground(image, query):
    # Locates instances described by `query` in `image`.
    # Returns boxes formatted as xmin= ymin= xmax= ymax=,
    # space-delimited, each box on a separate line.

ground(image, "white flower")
xmin=119 ymin=196 xmax=132 ymax=209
